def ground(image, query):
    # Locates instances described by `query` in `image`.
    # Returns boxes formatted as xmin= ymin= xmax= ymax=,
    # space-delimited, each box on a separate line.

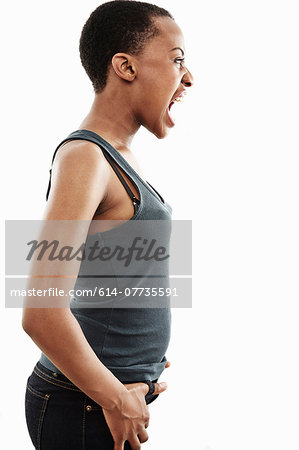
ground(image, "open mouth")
xmin=167 ymin=92 xmax=186 ymax=126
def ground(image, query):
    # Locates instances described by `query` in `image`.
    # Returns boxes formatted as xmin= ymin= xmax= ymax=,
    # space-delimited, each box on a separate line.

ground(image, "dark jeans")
xmin=25 ymin=361 xmax=159 ymax=449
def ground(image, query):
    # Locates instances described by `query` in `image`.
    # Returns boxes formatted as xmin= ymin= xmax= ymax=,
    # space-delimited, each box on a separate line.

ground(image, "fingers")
xmin=114 ymin=440 xmax=125 ymax=450
xmin=152 ymin=381 xmax=168 ymax=395
xmin=138 ymin=428 xmax=149 ymax=443
xmin=114 ymin=429 xmax=149 ymax=450
xmin=128 ymin=434 xmax=142 ymax=450
xmin=141 ymin=380 xmax=168 ymax=396
xmin=123 ymin=380 xmax=168 ymax=396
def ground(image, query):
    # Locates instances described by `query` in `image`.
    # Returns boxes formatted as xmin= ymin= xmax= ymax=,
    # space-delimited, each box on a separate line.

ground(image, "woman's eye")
xmin=174 ymin=58 xmax=185 ymax=67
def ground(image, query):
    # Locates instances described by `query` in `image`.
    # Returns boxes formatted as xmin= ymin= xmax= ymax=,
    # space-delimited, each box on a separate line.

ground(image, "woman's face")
xmin=134 ymin=16 xmax=194 ymax=139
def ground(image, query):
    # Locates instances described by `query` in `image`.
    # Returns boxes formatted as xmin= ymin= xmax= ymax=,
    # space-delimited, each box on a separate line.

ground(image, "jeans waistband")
xmin=34 ymin=361 xmax=159 ymax=404
xmin=34 ymin=361 xmax=82 ymax=392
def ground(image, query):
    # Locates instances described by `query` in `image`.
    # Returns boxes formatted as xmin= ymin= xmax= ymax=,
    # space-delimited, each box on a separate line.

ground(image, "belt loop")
xmin=143 ymin=380 xmax=155 ymax=396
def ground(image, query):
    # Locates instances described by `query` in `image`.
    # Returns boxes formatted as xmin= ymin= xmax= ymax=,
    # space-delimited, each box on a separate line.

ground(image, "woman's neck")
xmin=78 ymin=89 xmax=141 ymax=152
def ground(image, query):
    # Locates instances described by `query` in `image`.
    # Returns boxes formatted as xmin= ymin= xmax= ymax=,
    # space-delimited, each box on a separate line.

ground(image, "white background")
xmin=1 ymin=0 xmax=299 ymax=449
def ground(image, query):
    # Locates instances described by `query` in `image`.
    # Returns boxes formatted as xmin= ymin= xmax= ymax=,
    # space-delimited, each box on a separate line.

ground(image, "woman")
xmin=23 ymin=1 xmax=194 ymax=449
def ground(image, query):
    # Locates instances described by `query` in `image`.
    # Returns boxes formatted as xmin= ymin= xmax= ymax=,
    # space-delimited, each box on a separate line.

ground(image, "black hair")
xmin=79 ymin=0 xmax=174 ymax=93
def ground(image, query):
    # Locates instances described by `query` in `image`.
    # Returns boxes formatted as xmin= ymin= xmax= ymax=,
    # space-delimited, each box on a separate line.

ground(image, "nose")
xmin=182 ymin=67 xmax=194 ymax=88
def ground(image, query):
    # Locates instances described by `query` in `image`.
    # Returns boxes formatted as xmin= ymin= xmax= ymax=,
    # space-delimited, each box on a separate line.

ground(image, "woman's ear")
xmin=111 ymin=53 xmax=137 ymax=82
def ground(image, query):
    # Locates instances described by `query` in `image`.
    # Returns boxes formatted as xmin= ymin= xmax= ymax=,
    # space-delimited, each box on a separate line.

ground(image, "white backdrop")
xmin=1 ymin=0 xmax=299 ymax=449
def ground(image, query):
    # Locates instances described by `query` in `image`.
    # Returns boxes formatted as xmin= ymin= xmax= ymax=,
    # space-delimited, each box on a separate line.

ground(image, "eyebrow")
xmin=169 ymin=47 xmax=185 ymax=56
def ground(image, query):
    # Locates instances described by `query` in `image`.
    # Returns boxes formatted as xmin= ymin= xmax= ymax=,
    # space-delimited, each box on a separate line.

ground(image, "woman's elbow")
xmin=22 ymin=314 xmax=38 ymax=336
xmin=22 ymin=309 xmax=46 ymax=336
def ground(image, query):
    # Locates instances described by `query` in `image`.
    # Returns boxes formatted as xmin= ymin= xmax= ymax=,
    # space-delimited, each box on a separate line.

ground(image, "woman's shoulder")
xmin=54 ymin=138 xmax=108 ymax=168
xmin=45 ymin=139 xmax=110 ymax=220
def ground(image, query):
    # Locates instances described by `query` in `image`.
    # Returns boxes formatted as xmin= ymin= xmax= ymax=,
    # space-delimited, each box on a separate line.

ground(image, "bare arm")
xmin=21 ymin=140 xmax=168 ymax=449
xmin=22 ymin=140 xmax=128 ymax=408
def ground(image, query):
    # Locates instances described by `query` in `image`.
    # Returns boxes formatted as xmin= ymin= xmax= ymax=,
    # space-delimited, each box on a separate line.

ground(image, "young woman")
xmin=23 ymin=1 xmax=194 ymax=449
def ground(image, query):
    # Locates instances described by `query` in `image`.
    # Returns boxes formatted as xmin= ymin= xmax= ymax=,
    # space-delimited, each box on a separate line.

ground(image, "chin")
xmin=152 ymin=124 xmax=170 ymax=140
xmin=142 ymin=117 xmax=171 ymax=139
xmin=156 ymin=131 xmax=168 ymax=140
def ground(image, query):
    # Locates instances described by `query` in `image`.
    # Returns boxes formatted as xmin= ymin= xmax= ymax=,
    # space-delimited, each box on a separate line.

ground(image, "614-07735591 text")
xmin=9 ymin=286 xmax=179 ymax=298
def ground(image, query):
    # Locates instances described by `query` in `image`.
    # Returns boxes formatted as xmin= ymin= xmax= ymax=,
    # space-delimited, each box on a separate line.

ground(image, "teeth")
xmin=169 ymin=94 xmax=185 ymax=110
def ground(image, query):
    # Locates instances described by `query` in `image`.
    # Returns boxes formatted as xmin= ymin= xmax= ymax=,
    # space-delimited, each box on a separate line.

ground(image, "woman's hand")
xmin=102 ymin=381 xmax=168 ymax=450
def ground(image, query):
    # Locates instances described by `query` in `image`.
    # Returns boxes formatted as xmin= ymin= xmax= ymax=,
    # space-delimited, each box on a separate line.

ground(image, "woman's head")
xmin=80 ymin=0 xmax=174 ymax=93
xmin=80 ymin=0 xmax=194 ymax=139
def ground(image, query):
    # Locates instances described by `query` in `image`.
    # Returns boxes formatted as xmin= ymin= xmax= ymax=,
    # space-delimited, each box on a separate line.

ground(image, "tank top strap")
xmin=46 ymin=129 xmax=140 ymax=208
xmin=146 ymin=181 xmax=165 ymax=204
xmin=101 ymin=151 xmax=140 ymax=207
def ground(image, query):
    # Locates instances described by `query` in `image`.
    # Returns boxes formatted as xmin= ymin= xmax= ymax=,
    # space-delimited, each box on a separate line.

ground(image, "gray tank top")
xmin=39 ymin=129 xmax=172 ymax=383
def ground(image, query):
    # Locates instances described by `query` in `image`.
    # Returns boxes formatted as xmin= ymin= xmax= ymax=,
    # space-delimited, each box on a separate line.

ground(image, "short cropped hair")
xmin=79 ymin=0 xmax=174 ymax=93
